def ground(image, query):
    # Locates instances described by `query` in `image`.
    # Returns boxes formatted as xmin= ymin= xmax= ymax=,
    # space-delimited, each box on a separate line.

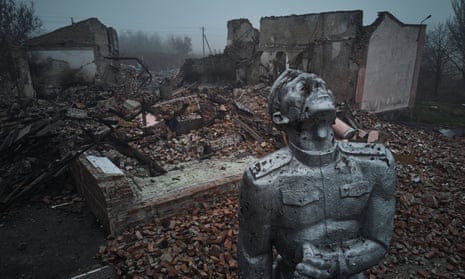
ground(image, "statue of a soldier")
xmin=238 ymin=69 xmax=396 ymax=279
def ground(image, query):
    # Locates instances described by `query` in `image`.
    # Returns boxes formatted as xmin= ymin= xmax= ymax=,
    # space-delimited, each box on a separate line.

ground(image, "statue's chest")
xmin=274 ymin=163 xmax=373 ymax=227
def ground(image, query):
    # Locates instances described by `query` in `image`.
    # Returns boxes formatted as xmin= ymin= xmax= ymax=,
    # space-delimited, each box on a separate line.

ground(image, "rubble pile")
xmin=355 ymin=112 xmax=465 ymax=278
xmin=98 ymin=111 xmax=465 ymax=278
xmin=100 ymin=196 xmax=239 ymax=278
xmin=134 ymin=84 xmax=277 ymax=167
xmin=58 ymin=83 xmax=280 ymax=174
xmin=0 ymin=98 xmax=78 ymax=208
xmin=0 ymin=74 xmax=280 ymax=207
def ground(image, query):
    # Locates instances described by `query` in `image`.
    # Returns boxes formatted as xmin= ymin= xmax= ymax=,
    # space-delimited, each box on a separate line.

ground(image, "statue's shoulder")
xmin=338 ymin=141 xmax=388 ymax=157
xmin=247 ymin=147 xmax=292 ymax=180
xmin=337 ymin=141 xmax=395 ymax=168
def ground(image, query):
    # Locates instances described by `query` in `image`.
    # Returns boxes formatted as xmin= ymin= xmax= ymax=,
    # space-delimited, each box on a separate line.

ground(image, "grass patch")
xmin=412 ymin=101 xmax=465 ymax=128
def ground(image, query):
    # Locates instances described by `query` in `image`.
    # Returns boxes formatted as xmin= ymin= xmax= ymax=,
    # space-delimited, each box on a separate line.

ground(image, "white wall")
xmin=361 ymin=17 xmax=421 ymax=112
xmin=29 ymin=48 xmax=97 ymax=82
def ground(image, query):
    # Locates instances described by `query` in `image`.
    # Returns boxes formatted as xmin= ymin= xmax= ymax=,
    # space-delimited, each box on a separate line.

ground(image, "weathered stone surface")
xmin=238 ymin=70 xmax=396 ymax=278
xmin=71 ymin=152 xmax=255 ymax=234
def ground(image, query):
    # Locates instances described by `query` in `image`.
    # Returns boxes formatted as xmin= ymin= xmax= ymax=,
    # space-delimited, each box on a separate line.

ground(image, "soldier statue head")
xmin=268 ymin=69 xmax=336 ymax=151
xmin=238 ymin=69 xmax=396 ymax=279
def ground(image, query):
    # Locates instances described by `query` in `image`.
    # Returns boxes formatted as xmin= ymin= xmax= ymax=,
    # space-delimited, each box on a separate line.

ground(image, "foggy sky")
xmin=33 ymin=0 xmax=453 ymax=54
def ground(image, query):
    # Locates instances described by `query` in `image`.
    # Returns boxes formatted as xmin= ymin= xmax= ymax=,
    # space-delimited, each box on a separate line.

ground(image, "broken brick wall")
xmin=71 ymin=153 xmax=247 ymax=235
xmin=178 ymin=19 xmax=259 ymax=85
xmin=227 ymin=19 xmax=258 ymax=46
xmin=26 ymin=18 xmax=119 ymax=94
xmin=177 ymin=11 xmax=425 ymax=114
xmin=258 ymin=11 xmax=363 ymax=103
xmin=178 ymin=12 xmax=363 ymax=101
xmin=225 ymin=19 xmax=261 ymax=84
xmin=71 ymin=155 xmax=135 ymax=234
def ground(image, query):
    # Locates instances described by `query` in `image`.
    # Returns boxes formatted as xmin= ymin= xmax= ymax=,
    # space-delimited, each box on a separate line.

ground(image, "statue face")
xmin=271 ymin=71 xmax=336 ymax=127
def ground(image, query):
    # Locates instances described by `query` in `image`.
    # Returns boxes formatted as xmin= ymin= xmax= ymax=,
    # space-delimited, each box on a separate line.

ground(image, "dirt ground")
xmin=0 ymin=183 xmax=107 ymax=279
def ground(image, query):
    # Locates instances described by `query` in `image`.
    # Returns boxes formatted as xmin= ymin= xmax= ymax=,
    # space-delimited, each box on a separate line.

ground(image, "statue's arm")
xmin=237 ymin=170 xmax=273 ymax=279
xmin=338 ymin=150 xmax=397 ymax=276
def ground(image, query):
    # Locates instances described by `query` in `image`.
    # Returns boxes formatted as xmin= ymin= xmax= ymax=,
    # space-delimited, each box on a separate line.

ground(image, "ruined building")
xmin=26 ymin=18 xmax=119 ymax=93
xmin=180 ymin=19 xmax=260 ymax=84
xmin=179 ymin=11 xmax=426 ymax=113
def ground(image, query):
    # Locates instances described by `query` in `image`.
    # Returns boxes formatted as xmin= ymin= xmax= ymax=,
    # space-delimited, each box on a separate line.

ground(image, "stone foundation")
xmin=71 ymin=153 xmax=254 ymax=234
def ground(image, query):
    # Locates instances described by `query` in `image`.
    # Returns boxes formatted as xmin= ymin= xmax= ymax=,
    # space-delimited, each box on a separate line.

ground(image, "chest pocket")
xmin=281 ymin=188 xmax=321 ymax=206
xmin=339 ymin=181 xmax=372 ymax=198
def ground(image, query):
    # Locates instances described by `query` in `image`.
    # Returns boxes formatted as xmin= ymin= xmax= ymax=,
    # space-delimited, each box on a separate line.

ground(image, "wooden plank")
xmin=232 ymin=117 xmax=263 ymax=142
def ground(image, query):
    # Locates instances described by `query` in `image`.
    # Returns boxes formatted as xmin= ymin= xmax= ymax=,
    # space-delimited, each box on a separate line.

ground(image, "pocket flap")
xmin=281 ymin=189 xmax=320 ymax=206
xmin=340 ymin=181 xmax=372 ymax=198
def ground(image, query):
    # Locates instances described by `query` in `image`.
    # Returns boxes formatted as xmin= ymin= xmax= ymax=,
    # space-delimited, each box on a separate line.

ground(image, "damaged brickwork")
xmin=178 ymin=11 xmax=425 ymax=113
xmin=178 ymin=18 xmax=260 ymax=84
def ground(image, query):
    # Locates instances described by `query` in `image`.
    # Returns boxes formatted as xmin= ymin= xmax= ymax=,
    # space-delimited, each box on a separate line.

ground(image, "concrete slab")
xmin=71 ymin=153 xmax=255 ymax=234
xmin=86 ymin=155 xmax=124 ymax=175
xmin=132 ymin=157 xmax=254 ymax=201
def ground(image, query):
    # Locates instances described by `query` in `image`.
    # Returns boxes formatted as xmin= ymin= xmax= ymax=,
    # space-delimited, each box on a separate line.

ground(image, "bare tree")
xmin=448 ymin=0 xmax=465 ymax=87
xmin=168 ymin=35 xmax=192 ymax=56
xmin=119 ymin=31 xmax=192 ymax=71
xmin=0 ymin=0 xmax=41 ymax=76
xmin=423 ymin=24 xmax=454 ymax=97
xmin=119 ymin=30 xmax=166 ymax=54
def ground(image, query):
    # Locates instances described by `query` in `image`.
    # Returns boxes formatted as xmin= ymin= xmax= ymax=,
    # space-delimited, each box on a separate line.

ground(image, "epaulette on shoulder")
xmin=249 ymin=149 xmax=292 ymax=180
xmin=338 ymin=142 xmax=387 ymax=157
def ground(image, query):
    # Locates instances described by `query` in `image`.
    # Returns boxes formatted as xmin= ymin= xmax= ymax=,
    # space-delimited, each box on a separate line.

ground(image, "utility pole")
xmin=202 ymin=26 xmax=205 ymax=58
xmin=204 ymin=33 xmax=213 ymax=56
xmin=201 ymin=26 xmax=213 ymax=57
